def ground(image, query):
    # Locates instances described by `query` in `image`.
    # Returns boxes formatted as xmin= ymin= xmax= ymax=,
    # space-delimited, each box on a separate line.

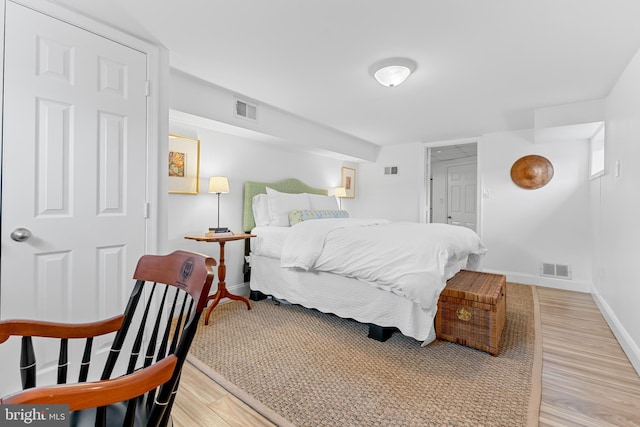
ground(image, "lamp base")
xmin=209 ymin=227 xmax=230 ymax=233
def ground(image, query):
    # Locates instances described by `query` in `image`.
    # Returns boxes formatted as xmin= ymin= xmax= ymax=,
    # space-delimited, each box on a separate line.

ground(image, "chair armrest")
xmin=0 ymin=315 xmax=125 ymax=344
xmin=0 ymin=355 xmax=178 ymax=411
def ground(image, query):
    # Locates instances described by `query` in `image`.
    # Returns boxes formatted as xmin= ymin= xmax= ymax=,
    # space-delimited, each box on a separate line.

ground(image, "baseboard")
xmin=226 ymin=281 xmax=250 ymax=298
xmin=482 ymin=269 xmax=591 ymax=293
xmin=591 ymin=288 xmax=640 ymax=376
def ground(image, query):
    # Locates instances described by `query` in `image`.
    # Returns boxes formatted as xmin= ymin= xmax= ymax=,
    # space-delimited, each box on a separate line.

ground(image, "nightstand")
xmin=184 ymin=233 xmax=255 ymax=325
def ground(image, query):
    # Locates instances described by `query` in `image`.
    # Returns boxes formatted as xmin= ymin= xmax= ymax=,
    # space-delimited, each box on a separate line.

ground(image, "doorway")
xmin=423 ymin=141 xmax=478 ymax=231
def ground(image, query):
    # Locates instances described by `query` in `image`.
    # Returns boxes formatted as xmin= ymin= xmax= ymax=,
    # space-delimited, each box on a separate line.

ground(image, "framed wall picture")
xmin=341 ymin=167 xmax=356 ymax=198
xmin=168 ymin=134 xmax=200 ymax=194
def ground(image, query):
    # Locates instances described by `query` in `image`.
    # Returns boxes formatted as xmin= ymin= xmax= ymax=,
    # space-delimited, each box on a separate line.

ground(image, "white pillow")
xmin=266 ymin=187 xmax=311 ymax=227
xmin=308 ymin=193 xmax=339 ymax=210
xmin=252 ymin=194 xmax=271 ymax=227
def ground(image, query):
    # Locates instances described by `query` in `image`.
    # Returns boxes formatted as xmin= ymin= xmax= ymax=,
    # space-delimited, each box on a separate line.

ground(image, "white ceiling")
xmin=49 ymin=0 xmax=640 ymax=146
xmin=430 ymin=144 xmax=477 ymax=164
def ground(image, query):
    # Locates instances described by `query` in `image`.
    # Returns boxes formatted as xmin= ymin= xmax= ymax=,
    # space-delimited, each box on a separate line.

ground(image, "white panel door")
xmin=447 ymin=163 xmax=477 ymax=231
xmin=0 ymin=2 xmax=147 ymax=392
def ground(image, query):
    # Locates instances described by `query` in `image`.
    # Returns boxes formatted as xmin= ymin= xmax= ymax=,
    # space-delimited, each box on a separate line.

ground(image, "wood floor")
xmin=537 ymin=287 xmax=640 ymax=427
xmin=172 ymin=287 xmax=640 ymax=426
xmin=171 ymin=363 xmax=276 ymax=427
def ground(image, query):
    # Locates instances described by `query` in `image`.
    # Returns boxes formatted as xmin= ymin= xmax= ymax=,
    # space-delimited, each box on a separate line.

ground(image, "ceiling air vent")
xmin=235 ymin=99 xmax=257 ymax=121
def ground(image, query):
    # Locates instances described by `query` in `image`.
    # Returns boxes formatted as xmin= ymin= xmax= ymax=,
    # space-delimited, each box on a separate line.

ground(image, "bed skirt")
xmin=249 ymin=254 xmax=437 ymax=343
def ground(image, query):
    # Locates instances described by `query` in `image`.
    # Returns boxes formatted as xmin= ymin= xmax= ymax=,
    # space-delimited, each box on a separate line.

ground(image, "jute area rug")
xmin=188 ymin=283 xmax=542 ymax=427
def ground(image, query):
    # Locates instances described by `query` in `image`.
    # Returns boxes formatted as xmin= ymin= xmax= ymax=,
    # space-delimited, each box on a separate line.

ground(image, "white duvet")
xmin=281 ymin=219 xmax=487 ymax=316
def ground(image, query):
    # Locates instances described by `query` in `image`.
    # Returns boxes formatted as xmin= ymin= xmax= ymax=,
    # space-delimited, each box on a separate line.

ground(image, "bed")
xmin=243 ymin=178 xmax=487 ymax=345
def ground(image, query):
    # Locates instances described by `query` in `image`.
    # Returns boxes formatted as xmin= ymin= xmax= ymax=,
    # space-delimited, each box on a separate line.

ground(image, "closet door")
xmin=0 ymin=1 xmax=148 ymax=392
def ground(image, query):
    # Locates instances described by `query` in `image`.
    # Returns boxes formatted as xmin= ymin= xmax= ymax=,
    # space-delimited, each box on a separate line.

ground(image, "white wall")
xmin=170 ymin=69 xmax=379 ymax=163
xmin=352 ymin=142 xmax=423 ymax=221
xmin=592 ymin=46 xmax=640 ymax=373
xmin=353 ymin=132 xmax=593 ymax=291
xmin=166 ymin=121 xmax=346 ymax=295
xmin=479 ymin=130 xmax=592 ymax=290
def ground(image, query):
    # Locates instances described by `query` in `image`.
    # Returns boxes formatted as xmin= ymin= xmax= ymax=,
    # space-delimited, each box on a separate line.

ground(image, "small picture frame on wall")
xmin=168 ymin=134 xmax=200 ymax=194
xmin=341 ymin=167 xmax=356 ymax=198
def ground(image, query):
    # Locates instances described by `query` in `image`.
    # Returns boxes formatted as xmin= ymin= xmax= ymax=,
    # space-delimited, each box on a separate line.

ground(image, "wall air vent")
xmin=235 ymin=99 xmax=257 ymax=121
xmin=384 ymin=166 xmax=398 ymax=175
xmin=541 ymin=262 xmax=571 ymax=279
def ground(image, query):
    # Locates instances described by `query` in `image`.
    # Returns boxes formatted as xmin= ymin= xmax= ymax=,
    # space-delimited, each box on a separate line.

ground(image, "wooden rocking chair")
xmin=0 ymin=250 xmax=215 ymax=426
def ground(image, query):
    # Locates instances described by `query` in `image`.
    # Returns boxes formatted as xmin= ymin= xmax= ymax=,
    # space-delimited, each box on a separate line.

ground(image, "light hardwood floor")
xmin=173 ymin=287 xmax=640 ymax=426
xmin=537 ymin=287 xmax=640 ymax=427
xmin=171 ymin=363 xmax=276 ymax=427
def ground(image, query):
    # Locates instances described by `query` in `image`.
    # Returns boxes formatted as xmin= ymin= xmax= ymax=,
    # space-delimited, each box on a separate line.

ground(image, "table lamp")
xmin=208 ymin=176 xmax=230 ymax=232
xmin=334 ymin=187 xmax=347 ymax=209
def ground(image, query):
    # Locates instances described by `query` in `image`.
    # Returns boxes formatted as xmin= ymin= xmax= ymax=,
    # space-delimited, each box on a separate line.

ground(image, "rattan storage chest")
xmin=435 ymin=270 xmax=506 ymax=356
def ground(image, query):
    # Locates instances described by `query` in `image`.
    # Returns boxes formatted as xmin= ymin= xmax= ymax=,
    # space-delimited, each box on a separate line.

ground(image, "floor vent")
xmin=235 ymin=99 xmax=257 ymax=120
xmin=541 ymin=262 xmax=571 ymax=279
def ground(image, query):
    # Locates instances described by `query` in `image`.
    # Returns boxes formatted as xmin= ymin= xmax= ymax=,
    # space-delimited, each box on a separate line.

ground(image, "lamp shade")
xmin=369 ymin=58 xmax=417 ymax=87
xmin=208 ymin=176 xmax=229 ymax=193
xmin=334 ymin=187 xmax=347 ymax=198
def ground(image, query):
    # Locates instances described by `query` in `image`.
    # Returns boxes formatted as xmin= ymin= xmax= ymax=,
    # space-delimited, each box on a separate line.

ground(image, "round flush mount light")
xmin=369 ymin=57 xmax=417 ymax=87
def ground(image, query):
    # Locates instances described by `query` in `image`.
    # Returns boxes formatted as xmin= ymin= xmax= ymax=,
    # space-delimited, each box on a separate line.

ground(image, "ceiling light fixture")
xmin=369 ymin=57 xmax=417 ymax=87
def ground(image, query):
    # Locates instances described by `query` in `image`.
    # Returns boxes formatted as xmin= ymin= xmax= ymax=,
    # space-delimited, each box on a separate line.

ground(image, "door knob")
xmin=10 ymin=227 xmax=32 ymax=242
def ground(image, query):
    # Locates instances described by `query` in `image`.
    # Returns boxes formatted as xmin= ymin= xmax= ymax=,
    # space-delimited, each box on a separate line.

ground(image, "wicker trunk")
xmin=435 ymin=270 xmax=506 ymax=356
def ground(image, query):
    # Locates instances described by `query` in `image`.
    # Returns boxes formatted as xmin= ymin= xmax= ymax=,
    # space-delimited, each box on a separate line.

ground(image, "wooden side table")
xmin=184 ymin=233 xmax=255 ymax=325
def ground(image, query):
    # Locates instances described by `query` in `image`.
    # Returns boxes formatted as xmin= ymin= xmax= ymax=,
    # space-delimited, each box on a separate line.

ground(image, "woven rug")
xmin=188 ymin=283 xmax=542 ymax=427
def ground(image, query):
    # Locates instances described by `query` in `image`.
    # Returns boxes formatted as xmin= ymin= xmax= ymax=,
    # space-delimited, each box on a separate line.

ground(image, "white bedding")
xmin=281 ymin=219 xmax=487 ymax=315
xmin=250 ymin=218 xmax=487 ymax=345
xmin=250 ymin=226 xmax=290 ymax=259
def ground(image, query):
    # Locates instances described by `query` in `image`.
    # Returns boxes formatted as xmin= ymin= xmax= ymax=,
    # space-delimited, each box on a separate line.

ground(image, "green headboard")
xmin=243 ymin=178 xmax=328 ymax=232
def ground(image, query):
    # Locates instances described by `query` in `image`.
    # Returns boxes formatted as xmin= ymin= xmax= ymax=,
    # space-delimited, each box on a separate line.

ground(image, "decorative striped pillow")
xmin=289 ymin=209 xmax=349 ymax=225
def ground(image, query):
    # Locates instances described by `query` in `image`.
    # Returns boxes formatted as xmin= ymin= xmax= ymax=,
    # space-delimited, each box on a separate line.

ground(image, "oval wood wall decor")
xmin=510 ymin=155 xmax=554 ymax=189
